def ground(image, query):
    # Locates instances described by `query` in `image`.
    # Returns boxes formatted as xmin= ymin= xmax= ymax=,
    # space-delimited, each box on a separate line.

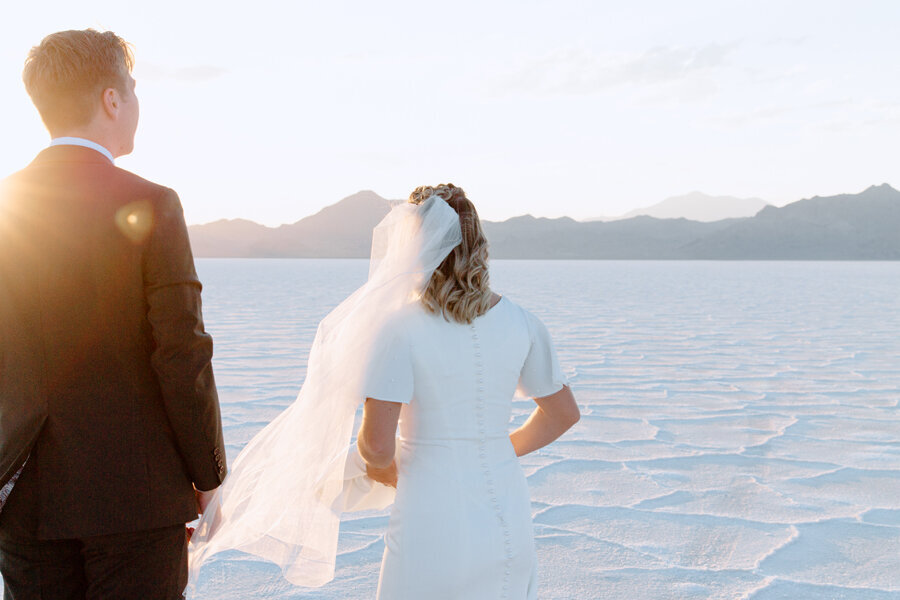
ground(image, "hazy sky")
xmin=1 ymin=1 xmax=898 ymax=225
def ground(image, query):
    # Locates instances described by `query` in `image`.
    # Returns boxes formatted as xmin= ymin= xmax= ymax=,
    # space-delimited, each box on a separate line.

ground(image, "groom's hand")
xmin=366 ymin=460 xmax=398 ymax=488
xmin=194 ymin=485 xmax=218 ymax=515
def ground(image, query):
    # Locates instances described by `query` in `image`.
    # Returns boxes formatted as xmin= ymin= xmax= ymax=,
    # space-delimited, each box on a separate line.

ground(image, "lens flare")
xmin=114 ymin=200 xmax=154 ymax=244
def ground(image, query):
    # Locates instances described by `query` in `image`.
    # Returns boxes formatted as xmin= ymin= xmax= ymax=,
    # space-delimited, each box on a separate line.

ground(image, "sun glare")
xmin=114 ymin=200 xmax=154 ymax=244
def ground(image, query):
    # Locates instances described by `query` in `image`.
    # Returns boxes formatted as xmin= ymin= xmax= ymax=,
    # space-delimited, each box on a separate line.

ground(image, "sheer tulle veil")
xmin=187 ymin=196 xmax=462 ymax=590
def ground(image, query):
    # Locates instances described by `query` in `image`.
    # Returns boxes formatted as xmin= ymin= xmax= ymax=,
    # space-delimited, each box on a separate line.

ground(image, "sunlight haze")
xmin=1 ymin=0 xmax=898 ymax=225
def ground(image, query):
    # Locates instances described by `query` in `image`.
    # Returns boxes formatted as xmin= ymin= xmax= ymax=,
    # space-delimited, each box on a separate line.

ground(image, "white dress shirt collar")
xmin=49 ymin=137 xmax=115 ymax=164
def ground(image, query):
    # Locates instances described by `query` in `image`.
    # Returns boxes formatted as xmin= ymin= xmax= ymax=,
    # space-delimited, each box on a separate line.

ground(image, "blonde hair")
xmin=409 ymin=184 xmax=492 ymax=324
xmin=22 ymin=29 xmax=134 ymax=132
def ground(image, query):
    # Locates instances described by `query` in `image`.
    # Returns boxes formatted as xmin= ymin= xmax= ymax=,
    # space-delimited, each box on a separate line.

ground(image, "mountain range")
xmin=187 ymin=184 xmax=900 ymax=260
xmin=591 ymin=192 xmax=770 ymax=222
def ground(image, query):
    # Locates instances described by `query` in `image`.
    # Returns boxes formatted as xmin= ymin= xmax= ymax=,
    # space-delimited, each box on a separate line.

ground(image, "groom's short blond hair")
xmin=23 ymin=29 xmax=134 ymax=133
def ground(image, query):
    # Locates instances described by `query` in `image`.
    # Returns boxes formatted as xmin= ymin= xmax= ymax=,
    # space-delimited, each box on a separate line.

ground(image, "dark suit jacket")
xmin=0 ymin=145 xmax=226 ymax=539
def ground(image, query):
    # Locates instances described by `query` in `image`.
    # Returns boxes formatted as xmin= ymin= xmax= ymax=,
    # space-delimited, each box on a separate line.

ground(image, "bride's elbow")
xmin=547 ymin=385 xmax=580 ymax=429
xmin=562 ymin=403 xmax=581 ymax=429
xmin=358 ymin=435 xmax=395 ymax=469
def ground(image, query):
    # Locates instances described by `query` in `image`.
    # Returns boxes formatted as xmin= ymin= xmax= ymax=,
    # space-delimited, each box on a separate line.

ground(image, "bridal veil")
xmin=188 ymin=196 xmax=462 ymax=588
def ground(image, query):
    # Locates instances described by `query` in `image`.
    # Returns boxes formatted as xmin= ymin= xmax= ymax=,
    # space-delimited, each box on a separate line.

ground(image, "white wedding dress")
xmin=187 ymin=198 xmax=567 ymax=598
xmin=364 ymin=296 xmax=567 ymax=600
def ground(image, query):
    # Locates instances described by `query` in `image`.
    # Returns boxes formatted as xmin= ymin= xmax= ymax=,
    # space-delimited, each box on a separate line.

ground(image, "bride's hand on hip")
xmin=366 ymin=460 xmax=398 ymax=488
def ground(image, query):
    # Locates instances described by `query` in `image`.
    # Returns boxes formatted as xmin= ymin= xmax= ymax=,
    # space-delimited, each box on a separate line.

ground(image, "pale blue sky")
xmin=1 ymin=0 xmax=898 ymax=225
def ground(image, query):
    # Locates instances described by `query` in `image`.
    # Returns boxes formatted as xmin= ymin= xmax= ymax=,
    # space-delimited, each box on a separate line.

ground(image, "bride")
xmin=189 ymin=184 xmax=580 ymax=599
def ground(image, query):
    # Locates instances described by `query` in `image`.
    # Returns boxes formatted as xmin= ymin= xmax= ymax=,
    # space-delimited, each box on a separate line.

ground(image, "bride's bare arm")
xmin=358 ymin=398 xmax=402 ymax=469
xmin=509 ymin=385 xmax=580 ymax=457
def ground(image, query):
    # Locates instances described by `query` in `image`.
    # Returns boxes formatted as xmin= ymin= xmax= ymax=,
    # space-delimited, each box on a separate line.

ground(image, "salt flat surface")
xmin=183 ymin=260 xmax=900 ymax=599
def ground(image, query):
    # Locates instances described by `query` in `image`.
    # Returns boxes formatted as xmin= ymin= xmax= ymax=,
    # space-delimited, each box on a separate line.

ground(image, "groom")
xmin=0 ymin=29 xmax=226 ymax=598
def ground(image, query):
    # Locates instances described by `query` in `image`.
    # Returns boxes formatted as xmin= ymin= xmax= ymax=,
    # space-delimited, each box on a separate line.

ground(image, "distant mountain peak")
xmin=603 ymin=191 xmax=769 ymax=222
xmin=340 ymin=189 xmax=384 ymax=201
xmin=792 ymin=183 xmax=900 ymax=207
xmin=314 ymin=189 xmax=388 ymax=210
xmin=190 ymin=217 xmax=272 ymax=231
xmin=862 ymin=183 xmax=898 ymax=195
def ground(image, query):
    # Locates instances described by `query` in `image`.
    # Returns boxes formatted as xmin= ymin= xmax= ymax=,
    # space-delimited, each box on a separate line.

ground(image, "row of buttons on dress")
xmin=470 ymin=323 xmax=514 ymax=598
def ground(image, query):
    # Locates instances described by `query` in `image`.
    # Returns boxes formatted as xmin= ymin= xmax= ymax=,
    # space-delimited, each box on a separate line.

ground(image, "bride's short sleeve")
xmin=517 ymin=310 xmax=568 ymax=399
xmin=363 ymin=323 xmax=414 ymax=404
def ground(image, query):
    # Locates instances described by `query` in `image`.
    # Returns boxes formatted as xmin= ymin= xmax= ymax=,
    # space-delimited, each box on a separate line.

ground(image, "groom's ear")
xmin=100 ymin=87 xmax=121 ymax=120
